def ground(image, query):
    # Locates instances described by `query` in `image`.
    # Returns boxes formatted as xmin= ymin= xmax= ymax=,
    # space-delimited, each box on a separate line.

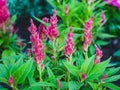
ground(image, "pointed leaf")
xmin=63 ymin=61 xmax=79 ymax=77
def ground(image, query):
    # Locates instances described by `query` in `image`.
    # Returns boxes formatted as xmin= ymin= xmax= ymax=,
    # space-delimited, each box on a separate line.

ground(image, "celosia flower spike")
xmin=33 ymin=34 xmax=44 ymax=65
xmin=64 ymin=26 xmax=74 ymax=56
xmin=28 ymin=19 xmax=37 ymax=34
xmin=39 ymin=17 xmax=49 ymax=40
xmin=94 ymin=45 xmax=103 ymax=64
xmin=50 ymin=9 xmax=58 ymax=25
xmin=82 ymin=17 xmax=93 ymax=52
xmin=0 ymin=0 xmax=9 ymax=25
xmin=46 ymin=9 xmax=59 ymax=41
xmin=28 ymin=19 xmax=44 ymax=65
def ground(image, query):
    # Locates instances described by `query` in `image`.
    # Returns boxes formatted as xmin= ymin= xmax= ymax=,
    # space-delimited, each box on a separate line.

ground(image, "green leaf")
xmin=28 ymin=82 xmax=57 ymax=90
xmin=87 ymin=58 xmax=110 ymax=80
xmin=0 ymin=64 xmax=9 ymax=79
xmin=96 ymin=40 xmax=109 ymax=46
xmin=10 ymin=14 xmax=16 ymax=23
xmin=63 ymin=61 xmax=79 ymax=77
xmin=2 ymin=49 xmax=16 ymax=66
xmin=107 ymin=67 xmax=120 ymax=76
xmin=0 ymin=88 xmax=8 ymax=90
xmin=0 ymin=39 xmax=4 ymax=45
xmin=61 ymin=82 xmax=68 ymax=89
xmin=47 ymin=67 xmax=56 ymax=82
xmin=98 ymin=33 xmax=116 ymax=39
xmin=69 ymin=81 xmax=84 ymax=90
xmin=81 ymin=55 xmax=95 ymax=74
xmin=104 ymin=75 xmax=120 ymax=83
xmin=103 ymin=83 xmax=120 ymax=90
xmin=87 ymin=81 xmax=98 ymax=90
xmin=114 ymin=49 xmax=120 ymax=57
xmin=10 ymin=54 xmax=24 ymax=73
xmin=34 ymin=16 xmax=48 ymax=26
xmin=12 ymin=58 xmax=33 ymax=84
xmin=0 ymin=77 xmax=8 ymax=84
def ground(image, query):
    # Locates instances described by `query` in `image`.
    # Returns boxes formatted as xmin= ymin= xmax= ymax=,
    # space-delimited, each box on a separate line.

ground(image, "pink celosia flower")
xmin=28 ymin=19 xmax=45 ymax=65
xmin=57 ymin=79 xmax=62 ymax=89
xmin=82 ymin=17 xmax=93 ymax=51
xmin=28 ymin=19 xmax=37 ymax=34
xmin=100 ymin=11 xmax=106 ymax=25
xmin=0 ymin=0 xmax=9 ymax=24
xmin=104 ymin=0 xmax=120 ymax=9
xmin=50 ymin=10 xmax=58 ymax=25
xmin=8 ymin=76 xmax=14 ymax=85
xmin=65 ymin=5 xmax=69 ymax=15
xmin=94 ymin=45 xmax=103 ymax=64
xmin=64 ymin=26 xmax=74 ymax=56
xmin=101 ymin=74 xmax=107 ymax=82
xmin=29 ymin=19 xmax=37 ymax=46
xmin=38 ymin=17 xmax=49 ymax=40
xmin=46 ymin=10 xmax=59 ymax=41
xmin=81 ymin=73 xmax=86 ymax=80
xmin=32 ymin=34 xmax=44 ymax=65
xmin=0 ymin=0 xmax=6 ymax=6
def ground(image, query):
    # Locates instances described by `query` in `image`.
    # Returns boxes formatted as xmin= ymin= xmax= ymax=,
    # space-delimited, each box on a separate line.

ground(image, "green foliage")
xmin=0 ymin=0 xmax=120 ymax=90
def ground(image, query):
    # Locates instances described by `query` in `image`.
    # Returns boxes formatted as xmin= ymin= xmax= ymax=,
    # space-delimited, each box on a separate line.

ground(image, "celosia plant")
xmin=0 ymin=9 xmax=120 ymax=90
xmin=0 ymin=0 xmax=24 ymax=59
xmin=0 ymin=1 xmax=120 ymax=90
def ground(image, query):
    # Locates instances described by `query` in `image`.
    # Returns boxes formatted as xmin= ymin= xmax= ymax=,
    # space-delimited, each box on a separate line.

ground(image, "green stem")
xmin=67 ymin=72 xmax=70 ymax=83
xmin=53 ymin=39 xmax=57 ymax=66
xmin=11 ymin=84 xmax=18 ymax=90
xmin=69 ymin=54 xmax=72 ymax=64
xmin=37 ymin=65 xmax=43 ymax=82
xmin=84 ymin=45 xmax=88 ymax=60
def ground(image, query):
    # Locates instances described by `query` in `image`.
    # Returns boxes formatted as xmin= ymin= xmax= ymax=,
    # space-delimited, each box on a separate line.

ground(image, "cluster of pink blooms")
xmin=94 ymin=45 xmax=103 ymax=64
xmin=28 ymin=19 xmax=44 ymax=65
xmin=46 ymin=10 xmax=59 ymax=41
xmin=64 ymin=26 xmax=74 ymax=56
xmin=100 ymin=11 xmax=106 ymax=25
xmin=0 ymin=0 xmax=10 ymax=25
xmin=104 ymin=0 xmax=120 ymax=9
xmin=38 ymin=17 xmax=49 ymax=40
xmin=82 ymin=17 xmax=93 ymax=52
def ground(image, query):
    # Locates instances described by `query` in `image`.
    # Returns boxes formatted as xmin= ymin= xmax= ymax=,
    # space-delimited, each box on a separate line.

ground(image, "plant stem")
xmin=84 ymin=45 xmax=88 ymax=60
xmin=69 ymin=54 xmax=72 ymax=64
xmin=67 ymin=71 xmax=70 ymax=84
xmin=37 ymin=65 xmax=43 ymax=82
xmin=53 ymin=39 xmax=57 ymax=66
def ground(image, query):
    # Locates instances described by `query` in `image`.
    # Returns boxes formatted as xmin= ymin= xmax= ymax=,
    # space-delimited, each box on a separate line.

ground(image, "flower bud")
xmin=81 ymin=73 xmax=86 ymax=80
xmin=94 ymin=45 xmax=103 ymax=64
xmin=57 ymin=79 xmax=62 ymax=89
xmin=8 ymin=76 xmax=14 ymax=85
xmin=65 ymin=5 xmax=69 ymax=15
xmin=101 ymin=74 xmax=107 ymax=82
